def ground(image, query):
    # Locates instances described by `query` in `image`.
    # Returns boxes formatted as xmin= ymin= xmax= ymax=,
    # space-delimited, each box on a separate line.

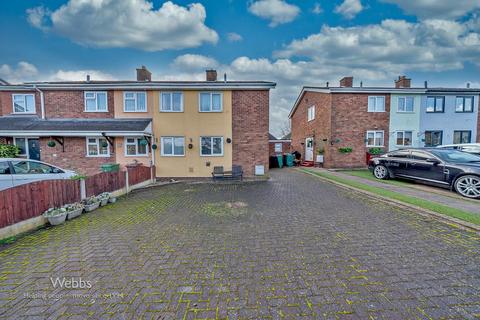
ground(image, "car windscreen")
xmin=430 ymin=150 xmax=480 ymax=163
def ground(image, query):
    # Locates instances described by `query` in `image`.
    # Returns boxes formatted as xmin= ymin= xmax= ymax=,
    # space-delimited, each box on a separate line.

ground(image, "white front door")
xmin=305 ymin=138 xmax=314 ymax=161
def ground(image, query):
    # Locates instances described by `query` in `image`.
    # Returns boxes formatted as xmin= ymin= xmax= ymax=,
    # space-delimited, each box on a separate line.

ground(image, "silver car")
xmin=437 ymin=143 xmax=480 ymax=155
xmin=0 ymin=158 xmax=77 ymax=191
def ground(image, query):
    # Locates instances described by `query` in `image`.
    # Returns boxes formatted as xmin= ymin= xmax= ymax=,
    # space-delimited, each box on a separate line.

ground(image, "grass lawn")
xmin=338 ymin=169 xmax=412 ymax=187
xmin=300 ymin=168 xmax=480 ymax=227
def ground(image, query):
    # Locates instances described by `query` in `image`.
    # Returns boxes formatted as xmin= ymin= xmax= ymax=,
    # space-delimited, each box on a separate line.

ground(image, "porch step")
xmin=300 ymin=161 xmax=315 ymax=167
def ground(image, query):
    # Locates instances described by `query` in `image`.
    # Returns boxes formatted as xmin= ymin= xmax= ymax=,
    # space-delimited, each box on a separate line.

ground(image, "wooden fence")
xmin=0 ymin=165 xmax=154 ymax=229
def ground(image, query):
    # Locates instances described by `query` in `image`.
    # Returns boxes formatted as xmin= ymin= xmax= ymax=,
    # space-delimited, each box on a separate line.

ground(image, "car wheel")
xmin=373 ymin=165 xmax=389 ymax=180
xmin=454 ymin=175 xmax=480 ymax=199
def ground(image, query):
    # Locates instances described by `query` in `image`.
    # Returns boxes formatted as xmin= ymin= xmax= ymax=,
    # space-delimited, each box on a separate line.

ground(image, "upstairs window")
xmin=12 ymin=94 xmax=35 ymax=114
xmin=398 ymin=97 xmax=414 ymax=112
xmin=199 ymin=92 xmax=222 ymax=112
xmin=160 ymin=92 xmax=183 ymax=112
xmin=124 ymin=92 xmax=146 ymax=112
xmin=368 ymin=96 xmax=385 ymax=112
xmin=426 ymin=96 xmax=444 ymax=113
xmin=455 ymin=96 xmax=474 ymax=113
xmin=307 ymin=105 xmax=315 ymax=121
xmin=85 ymin=92 xmax=107 ymax=112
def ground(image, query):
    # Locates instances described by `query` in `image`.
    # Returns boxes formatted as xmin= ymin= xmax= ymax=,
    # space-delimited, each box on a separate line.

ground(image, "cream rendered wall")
xmin=153 ymin=90 xmax=233 ymax=177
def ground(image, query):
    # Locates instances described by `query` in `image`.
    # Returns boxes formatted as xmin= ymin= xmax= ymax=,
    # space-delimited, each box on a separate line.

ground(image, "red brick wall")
xmin=290 ymin=91 xmax=332 ymax=163
xmin=329 ymin=93 xmax=390 ymax=168
xmin=269 ymin=141 xmax=291 ymax=156
xmin=44 ymin=90 xmax=114 ymax=118
xmin=232 ymin=90 xmax=270 ymax=176
xmin=0 ymin=91 xmax=41 ymax=116
xmin=40 ymin=137 xmax=115 ymax=175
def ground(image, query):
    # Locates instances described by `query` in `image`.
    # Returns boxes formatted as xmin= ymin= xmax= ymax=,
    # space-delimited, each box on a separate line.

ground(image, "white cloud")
xmin=335 ymin=0 xmax=363 ymax=19
xmin=227 ymin=32 xmax=243 ymax=42
xmin=312 ymin=3 xmax=323 ymax=14
xmin=0 ymin=62 xmax=39 ymax=83
xmin=381 ymin=0 xmax=480 ymax=19
xmin=248 ymin=0 xmax=300 ymax=27
xmin=48 ymin=70 xmax=115 ymax=81
xmin=172 ymin=54 xmax=219 ymax=71
xmin=26 ymin=0 xmax=218 ymax=51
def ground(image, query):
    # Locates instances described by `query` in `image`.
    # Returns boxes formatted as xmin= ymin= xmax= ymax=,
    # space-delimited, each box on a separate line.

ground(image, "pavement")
xmin=0 ymin=168 xmax=479 ymax=319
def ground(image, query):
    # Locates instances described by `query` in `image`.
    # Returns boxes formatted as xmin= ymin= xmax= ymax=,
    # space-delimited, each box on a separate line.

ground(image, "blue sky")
xmin=1 ymin=0 xmax=479 ymax=135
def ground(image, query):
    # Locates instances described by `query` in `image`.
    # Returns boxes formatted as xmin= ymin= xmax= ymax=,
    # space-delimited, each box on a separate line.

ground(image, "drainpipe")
xmin=34 ymin=85 xmax=45 ymax=119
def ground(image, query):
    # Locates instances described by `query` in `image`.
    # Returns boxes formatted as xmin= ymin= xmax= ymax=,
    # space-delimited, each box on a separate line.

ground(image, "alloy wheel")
xmin=374 ymin=165 xmax=388 ymax=179
xmin=455 ymin=175 xmax=480 ymax=199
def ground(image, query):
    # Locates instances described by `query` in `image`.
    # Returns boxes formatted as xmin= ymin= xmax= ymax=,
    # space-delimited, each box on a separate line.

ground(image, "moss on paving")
xmin=300 ymin=168 xmax=480 ymax=226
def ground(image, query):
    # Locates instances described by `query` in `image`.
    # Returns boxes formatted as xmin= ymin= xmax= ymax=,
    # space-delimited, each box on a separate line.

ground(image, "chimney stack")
xmin=136 ymin=66 xmax=151 ymax=82
xmin=339 ymin=76 xmax=353 ymax=87
xmin=86 ymin=74 xmax=91 ymax=82
xmin=206 ymin=69 xmax=217 ymax=81
xmin=424 ymin=81 xmax=428 ymax=89
xmin=467 ymin=82 xmax=471 ymax=89
xmin=395 ymin=75 xmax=411 ymax=88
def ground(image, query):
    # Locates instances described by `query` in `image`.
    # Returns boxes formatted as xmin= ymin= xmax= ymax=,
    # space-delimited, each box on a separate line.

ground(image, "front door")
xmin=305 ymin=138 xmax=314 ymax=161
xmin=28 ymin=139 xmax=40 ymax=161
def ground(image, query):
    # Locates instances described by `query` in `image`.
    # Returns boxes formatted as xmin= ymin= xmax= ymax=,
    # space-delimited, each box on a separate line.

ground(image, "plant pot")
xmin=67 ymin=208 xmax=83 ymax=220
xmin=47 ymin=213 xmax=67 ymax=226
xmin=100 ymin=198 xmax=109 ymax=206
xmin=108 ymin=197 xmax=117 ymax=203
xmin=84 ymin=202 xmax=100 ymax=212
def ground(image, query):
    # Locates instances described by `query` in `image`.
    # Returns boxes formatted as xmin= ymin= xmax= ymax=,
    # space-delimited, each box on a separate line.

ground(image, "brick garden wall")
xmin=232 ymin=90 xmax=270 ymax=176
xmin=44 ymin=90 xmax=114 ymax=118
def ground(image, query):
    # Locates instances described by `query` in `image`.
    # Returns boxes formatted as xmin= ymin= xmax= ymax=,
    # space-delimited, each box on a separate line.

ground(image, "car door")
xmin=0 ymin=160 xmax=13 ymax=191
xmin=10 ymin=160 xmax=62 ymax=187
xmin=407 ymin=151 xmax=447 ymax=184
xmin=383 ymin=150 xmax=411 ymax=176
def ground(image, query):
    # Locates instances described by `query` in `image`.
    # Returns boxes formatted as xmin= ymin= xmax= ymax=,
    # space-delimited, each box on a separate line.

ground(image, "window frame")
xmin=84 ymin=91 xmax=108 ymax=112
xmin=13 ymin=137 xmax=28 ymax=157
xmin=12 ymin=94 xmax=36 ymax=114
xmin=160 ymin=136 xmax=185 ymax=157
xmin=274 ymin=143 xmax=283 ymax=153
xmin=200 ymin=136 xmax=224 ymax=157
xmin=123 ymin=92 xmax=147 ymax=113
xmin=199 ymin=92 xmax=223 ymax=113
xmin=424 ymin=130 xmax=443 ymax=147
xmin=426 ymin=96 xmax=445 ymax=113
xmin=455 ymin=96 xmax=474 ymax=113
xmin=453 ymin=130 xmax=472 ymax=144
xmin=395 ymin=130 xmax=413 ymax=146
xmin=397 ymin=96 xmax=414 ymax=113
xmin=366 ymin=130 xmax=385 ymax=147
xmin=85 ymin=137 xmax=110 ymax=157
xmin=124 ymin=137 xmax=149 ymax=157
xmin=367 ymin=96 xmax=386 ymax=113
xmin=307 ymin=105 xmax=315 ymax=121
xmin=160 ymin=92 xmax=184 ymax=112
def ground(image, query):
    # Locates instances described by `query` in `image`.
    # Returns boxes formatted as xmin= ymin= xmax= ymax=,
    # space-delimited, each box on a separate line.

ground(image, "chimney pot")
xmin=339 ymin=76 xmax=353 ymax=87
xmin=424 ymin=81 xmax=428 ymax=88
xmin=326 ymin=82 xmax=329 ymax=88
xmin=395 ymin=75 xmax=411 ymax=88
xmin=467 ymin=82 xmax=471 ymax=88
xmin=206 ymin=69 xmax=217 ymax=81
xmin=86 ymin=74 xmax=91 ymax=82
xmin=136 ymin=66 xmax=152 ymax=82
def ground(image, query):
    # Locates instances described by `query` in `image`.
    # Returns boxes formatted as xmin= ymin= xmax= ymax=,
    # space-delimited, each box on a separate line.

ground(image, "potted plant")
xmin=98 ymin=192 xmax=111 ymax=206
xmin=42 ymin=207 xmax=68 ymax=226
xmin=82 ymin=196 xmax=100 ymax=212
xmin=64 ymin=202 xmax=84 ymax=220
xmin=338 ymin=147 xmax=353 ymax=154
xmin=316 ymin=147 xmax=325 ymax=163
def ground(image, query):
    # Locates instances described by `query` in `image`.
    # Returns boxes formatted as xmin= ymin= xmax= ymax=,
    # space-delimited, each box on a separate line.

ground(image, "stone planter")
xmin=47 ymin=213 xmax=67 ymax=226
xmin=67 ymin=208 xmax=83 ymax=220
xmin=84 ymin=202 xmax=100 ymax=212
xmin=100 ymin=198 xmax=109 ymax=206
xmin=109 ymin=197 xmax=117 ymax=203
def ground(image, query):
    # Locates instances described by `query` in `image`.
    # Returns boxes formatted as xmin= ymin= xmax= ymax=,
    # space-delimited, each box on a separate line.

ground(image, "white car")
xmin=437 ymin=143 xmax=480 ymax=155
xmin=0 ymin=158 xmax=77 ymax=191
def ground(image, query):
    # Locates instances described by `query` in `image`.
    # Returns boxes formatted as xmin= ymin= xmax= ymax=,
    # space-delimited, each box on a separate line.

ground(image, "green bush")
xmin=0 ymin=144 xmax=20 ymax=158
xmin=338 ymin=147 xmax=353 ymax=153
xmin=368 ymin=147 xmax=384 ymax=155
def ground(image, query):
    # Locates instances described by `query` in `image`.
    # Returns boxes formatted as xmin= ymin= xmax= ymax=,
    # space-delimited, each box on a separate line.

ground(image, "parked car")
xmin=368 ymin=148 xmax=480 ymax=199
xmin=436 ymin=143 xmax=480 ymax=155
xmin=0 ymin=158 xmax=76 ymax=191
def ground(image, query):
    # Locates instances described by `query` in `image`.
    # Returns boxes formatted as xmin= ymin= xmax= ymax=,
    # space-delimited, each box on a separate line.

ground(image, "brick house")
xmin=0 ymin=68 xmax=275 ymax=177
xmin=268 ymin=133 xmax=291 ymax=156
xmin=290 ymin=76 xmax=480 ymax=168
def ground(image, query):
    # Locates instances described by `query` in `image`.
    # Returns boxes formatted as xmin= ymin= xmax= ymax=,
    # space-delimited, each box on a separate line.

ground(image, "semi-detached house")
xmin=290 ymin=76 xmax=480 ymax=168
xmin=0 ymin=67 xmax=275 ymax=177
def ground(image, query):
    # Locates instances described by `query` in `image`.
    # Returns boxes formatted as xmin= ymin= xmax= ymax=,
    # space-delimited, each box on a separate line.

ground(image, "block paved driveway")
xmin=0 ymin=169 xmax=479 ymax=319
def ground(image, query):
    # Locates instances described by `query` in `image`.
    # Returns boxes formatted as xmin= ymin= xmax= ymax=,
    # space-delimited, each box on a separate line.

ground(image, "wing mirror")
xmin=426 ymin=158 xmax=440 ymax=165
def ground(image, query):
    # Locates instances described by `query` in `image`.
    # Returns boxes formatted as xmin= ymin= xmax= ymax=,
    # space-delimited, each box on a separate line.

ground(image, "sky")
xmin=0 ymin=0 xmax=479 ymax=136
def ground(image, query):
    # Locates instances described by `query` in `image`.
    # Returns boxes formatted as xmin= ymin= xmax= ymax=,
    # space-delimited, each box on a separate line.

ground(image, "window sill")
xmin=200 ymin=154 xmax=224 ymax=157
xmin=367 ymin=111 xmax=386 ymax=113
xmin=160 ymin=154 xmax=185 ymax=157
xmin=396 ymin=111 xmax=415 ymax=114
xmin=84 ymin=110 xmax=109 ymax=113
xmin=12 ymin=112 xmax=36 ymax=115
xmin=160 ymin=110 xmax=184 ymax=113
xmin=124 ymin=110 xmax=148 ymax=113
xmin=199 ymin=110 xmax=223 ymax=113
xmin=366 ymin=145 xmax=384 ymax=148
xmin=125 ymin=154 xmax=149 ymax=157
xmin=86 ymin=155 xmax=111 ymax=158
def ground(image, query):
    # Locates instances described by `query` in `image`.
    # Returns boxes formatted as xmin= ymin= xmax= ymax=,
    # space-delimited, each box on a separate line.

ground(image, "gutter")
xmin=34 ymin=85 xmax=46 ymax=119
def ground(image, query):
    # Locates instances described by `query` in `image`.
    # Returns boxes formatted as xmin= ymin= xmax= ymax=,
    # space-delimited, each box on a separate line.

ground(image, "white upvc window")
xmin=200 ymin=136 xmax=223 ymax=156
xmin=86 ymin=137 xmax=110 ymax=157
xmin=12 ymin=94 xmax=35 ymax=114
xmin=199 ymin=92 xmax=223 ymax=112
xmin=307 ymin=105 xmax=315 ymax=121
xmin=366 ymin=130 xmax=384 ymax=147
xmin=124 ymin=92 xmax=147 ymax=112
xmin=368 ymin=96 xmax=385 ymax=112
xmin=274 ymin=143 xmax=282 ymax=153
xmin=84 ymin=92 xmax=108 ymax=112
xmin=13 ymin=137 xmax=28 ymax=156
xmin=396 ymin=131 xmax=413 ymax=146
xmin=160 ymin=92 xmax=183 ymax=112
xmin=397 ymin=97 xmax=414 ymax=112
xmin=161 ymin=137 xmax=185 ymax=156
xmin=455 ymin=96 xmax=474 ymax=113
xmin=125 ymin=137 xmax=148 ymax=156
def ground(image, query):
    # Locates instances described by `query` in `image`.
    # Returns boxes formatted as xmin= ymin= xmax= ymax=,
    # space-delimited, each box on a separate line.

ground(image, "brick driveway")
xmin=0 ymin=169 xmax=479 ymax=319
